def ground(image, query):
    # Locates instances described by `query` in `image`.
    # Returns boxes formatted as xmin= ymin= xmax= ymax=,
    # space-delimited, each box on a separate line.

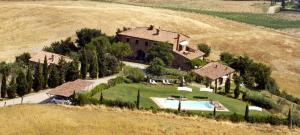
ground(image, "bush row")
xmin=242 ymin=91 xmax=276 ymax=109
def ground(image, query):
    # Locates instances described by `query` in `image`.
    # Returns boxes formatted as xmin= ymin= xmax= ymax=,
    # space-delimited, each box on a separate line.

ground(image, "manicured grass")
xmin=93 ymin=83 xmax=268 ymax=115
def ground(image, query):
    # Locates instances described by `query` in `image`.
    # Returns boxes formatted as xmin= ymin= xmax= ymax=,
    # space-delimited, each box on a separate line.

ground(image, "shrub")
xmin=122 ymin=66 xmax=145 ymax=82
xmin=243 ymin=91 xmax=276 ymax=109
xmin=108 ymin=76 xmax=126 ymax=87
xmin=230 ymin=113 xmax=244 ymax=123
xmin=197 ymin=43 xmax=211 ymax=57
xmin=90 ymin=84 xmax=109 ymax=96
xmin=147 ymin=57 xmax=165 ymax=75
xmin=103 ymin=99 xmax=135 ymax=109
xmin=77 ymin=93 xmax=99 ymax=105
xmin=187 ymin=58 xmax=206 ymax=68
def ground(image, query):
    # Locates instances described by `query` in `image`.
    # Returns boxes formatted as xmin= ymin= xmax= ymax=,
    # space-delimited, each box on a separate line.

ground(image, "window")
xmin=135 ymin=40 xmax=139 ymax=44
xmin=145 ymin=41 xmax=148 ymax=46
xmin=126 ymin=38 xmax=130 ymax=42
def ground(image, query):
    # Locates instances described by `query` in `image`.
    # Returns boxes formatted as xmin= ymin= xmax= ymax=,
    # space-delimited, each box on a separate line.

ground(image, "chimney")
xmin=176 ymin=34 xmax=180 ymax=51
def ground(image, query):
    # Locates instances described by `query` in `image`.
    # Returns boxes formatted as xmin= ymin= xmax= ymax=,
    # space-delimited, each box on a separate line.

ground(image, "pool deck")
xmin=150 ymin=97 xmax=229 ymax=112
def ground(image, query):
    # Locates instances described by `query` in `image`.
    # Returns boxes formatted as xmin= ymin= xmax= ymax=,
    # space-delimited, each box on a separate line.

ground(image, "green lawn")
xmin=93 ymin=83 xmax=268 ymax=115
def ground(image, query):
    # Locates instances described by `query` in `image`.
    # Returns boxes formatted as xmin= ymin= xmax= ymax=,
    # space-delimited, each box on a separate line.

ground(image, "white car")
xmin=50 ymin=96 xmax=72 ymax=105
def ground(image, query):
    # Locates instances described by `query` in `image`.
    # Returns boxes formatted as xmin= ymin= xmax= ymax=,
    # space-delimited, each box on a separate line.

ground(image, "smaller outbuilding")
xmin=193 ymin=62 xmax=235 ymax=89
xmin=29 ymin=51 xmax=73 ymax=66
xmin=47 ymin=79 xmax=94 ymax=98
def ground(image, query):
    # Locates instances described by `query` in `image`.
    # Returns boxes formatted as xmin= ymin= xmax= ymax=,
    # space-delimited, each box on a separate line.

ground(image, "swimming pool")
xmin=151 ymin=97 xmax=221 ymax=111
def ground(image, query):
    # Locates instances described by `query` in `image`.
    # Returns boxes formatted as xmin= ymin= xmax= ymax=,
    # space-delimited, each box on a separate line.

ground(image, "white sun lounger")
xmin=200 ymin=87 xmax=213 ymax=92
xmin=177 ymin=87 xmax=192 ymax=92
xmin=249 ymin=106 xmax=263 ymax=111
xmin=150 ymin=79 xmax=157 ymax=85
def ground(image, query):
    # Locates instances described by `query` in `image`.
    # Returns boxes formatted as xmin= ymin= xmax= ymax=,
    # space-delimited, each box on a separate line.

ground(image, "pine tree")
xmin=7 ymin=77 xmax=16 ymax=99
xmin=65 ymin=62 xmax=79 ymax=82
xmin=26 ymin=67 xmax=33 ymax=93
xmin=136 ymin=90 xmax=140 ymax=109
xmin=48 ymin=67 xmax=60 ymax=88
xmin=89 ymin=52 xmax=98 ymax=79
xmin=225 ymin=78 xmax=231 ymax=94
xmin=245 ymin=104 xmax=249 ymax=121
xmin=33 ymin=63 xmax=43 ymax=92
xmin=1 ymin=72 xmax=7 ymax=98
xmin=58 ymin=58 xmax=66 ymax=85
xmin=16 ymin=71 xmax=27 ymax=97
xmin=80 ymin=48 xmax=88 ymax=79
xmin=42 ymin=56 xmax=49 ymax=88
xmin=100 ymin=92 xmax=103 ymax=104
xmin=288 ymin=108 xmax=292 ymax=129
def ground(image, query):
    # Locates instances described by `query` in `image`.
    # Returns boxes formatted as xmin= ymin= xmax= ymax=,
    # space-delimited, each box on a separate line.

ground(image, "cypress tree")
xmin=234 ymin=84 xmax=240 ymax=99
xmin=26 ymin=67 xmax=33 ymax=93
xmin=288 ymin=108 xmax=292 ymax=129
xmin=16 ymin=71 xmax=27 ymax=97
xmin=58 ymin=58 xmax=66 ymax=85
xmin=65 ymin=62 xmax=79 ymax=82
xmin=136 ymin=90 xmax=140 ymax=109
xmin=1 ymin=73 xmax=7 ymax=98
xmin=80 ymin=48 xmax=88 ymax=79
xmin=225 ymin=78 xmax=231 ymax=94
xmin=89 ymin=52 xmax=98 ymax=79
xmin=33 ymin=63 xmax=43 ymax=92
xmin=100 ymin=92 xmax=103 ymax=104
xmin=178 ymin=99 xmax=181 ymax=112
xmin=7 ymin=77 xmax=16 ymax=99
xmin=48 ymin=67 xmax=60 ymax=88
xmin=245 ymin=104 xmax=249 ymax=121
xmin=213 ymin=107 xmax=216 ymax=117
xmin=42 ymin=56 xmax=49 ymax=88
xmin=234 ymin=76 xmax=241 ymax=99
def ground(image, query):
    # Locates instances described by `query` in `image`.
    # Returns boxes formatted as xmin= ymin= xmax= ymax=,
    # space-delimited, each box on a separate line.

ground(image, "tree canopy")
xmin=146 ymin=42 xmax=173 ymax=66
xmin=198 ymin=43 xmax=211 ymax=57
xmin=76 ymin=28 xmax=103 ymax=48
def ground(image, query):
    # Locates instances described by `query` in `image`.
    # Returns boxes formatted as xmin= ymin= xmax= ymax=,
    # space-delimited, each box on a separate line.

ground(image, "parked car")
xmin=49 ymin=96 xmax=72 ymax=105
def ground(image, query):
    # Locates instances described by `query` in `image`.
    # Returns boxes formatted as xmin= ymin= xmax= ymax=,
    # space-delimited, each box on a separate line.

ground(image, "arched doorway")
xmin=136 ymin=50 xmax=145 ymax=61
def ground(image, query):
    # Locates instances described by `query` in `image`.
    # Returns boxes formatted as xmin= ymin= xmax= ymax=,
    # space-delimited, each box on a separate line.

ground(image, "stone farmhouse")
xmin=117 ymin=26 xmax=204 ymax=70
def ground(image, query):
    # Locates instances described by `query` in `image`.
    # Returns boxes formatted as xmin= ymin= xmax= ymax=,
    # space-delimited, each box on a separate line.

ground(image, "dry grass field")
xmin=0 ymin=104 xmax=298 ymax=135
xmin=106 ymin=0 xmax=269 ymax=13
xmin=0 ymin=1 xmax=299 ymax=98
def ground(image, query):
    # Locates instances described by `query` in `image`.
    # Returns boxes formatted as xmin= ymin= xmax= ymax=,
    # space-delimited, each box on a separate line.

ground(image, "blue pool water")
xmin=154 ymin=98 xmax=215 ymax=110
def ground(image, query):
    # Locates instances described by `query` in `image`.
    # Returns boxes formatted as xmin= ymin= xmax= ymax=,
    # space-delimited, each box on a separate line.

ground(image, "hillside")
xmin=0 ymin=1 xmax=299 ymax=98
xmin=0 ymin=104 xmax=298 ymax=135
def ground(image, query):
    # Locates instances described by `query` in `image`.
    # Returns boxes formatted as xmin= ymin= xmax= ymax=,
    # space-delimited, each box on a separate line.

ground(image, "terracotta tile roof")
xmin=193 ymin=62 xmax=235 ymax=80
xmin=118 ymin=27 xmax=190 ymax=45
xmin=47 ymin=79 xmax=94 ymax=97
xmin=29 ymin=51 xmax=73 ymax=65
xmin=173 ymin=46 xmax=205 ymax=60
